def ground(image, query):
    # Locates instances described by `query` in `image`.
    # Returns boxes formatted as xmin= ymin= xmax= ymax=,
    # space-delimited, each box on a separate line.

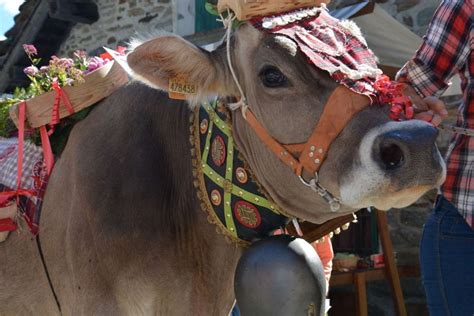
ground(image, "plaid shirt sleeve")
xmin=396 ymin=0 xmax=472 ymax=97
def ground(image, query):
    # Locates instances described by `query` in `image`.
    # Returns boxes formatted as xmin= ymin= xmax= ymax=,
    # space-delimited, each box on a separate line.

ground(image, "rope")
xmin=218 ymin=10 xmax=249 ymax=117
xmin=438 ymin=123 xmax=474 ymax=137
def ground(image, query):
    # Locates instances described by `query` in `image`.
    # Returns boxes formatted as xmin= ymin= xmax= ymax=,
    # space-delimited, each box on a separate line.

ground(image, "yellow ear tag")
xmin=168 ymin=75 xmax=197 ymax=100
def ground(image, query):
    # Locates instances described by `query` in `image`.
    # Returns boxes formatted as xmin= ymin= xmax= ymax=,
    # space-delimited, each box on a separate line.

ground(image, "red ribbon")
xmin=0 ymin=218 xmax=17 ymax=232
xmin=374 ymin=75 xmax=414 ymax=121
xmin=39 ymin=125 xmax=54 ymax=175
xmin=48 ymin=80 xmax=75 ymax=135
xmin=0 ymin=102 xmax=34 ymax=232
xmin=1 ymin=83 xmax=63 ymax=233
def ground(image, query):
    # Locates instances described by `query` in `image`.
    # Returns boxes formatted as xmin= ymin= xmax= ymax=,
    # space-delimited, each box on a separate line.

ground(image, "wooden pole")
xmin=375 ymin=210 xmax=407 ymax=316
xmin=354 ymin=272 xmax=368 ymax=316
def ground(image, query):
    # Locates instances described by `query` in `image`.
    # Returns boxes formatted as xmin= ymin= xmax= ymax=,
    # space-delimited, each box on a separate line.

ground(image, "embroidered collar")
xmin=191 ymin=100 xmax=289 ymax=245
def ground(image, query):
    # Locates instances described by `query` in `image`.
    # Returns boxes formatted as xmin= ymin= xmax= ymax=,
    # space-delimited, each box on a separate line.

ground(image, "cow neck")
xmin=191 ymin=100 xmax=289 ymax=246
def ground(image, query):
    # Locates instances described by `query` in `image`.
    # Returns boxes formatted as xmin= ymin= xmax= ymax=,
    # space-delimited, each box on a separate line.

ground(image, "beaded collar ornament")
xmin=191 ymin=101 xmax=289 ymax=245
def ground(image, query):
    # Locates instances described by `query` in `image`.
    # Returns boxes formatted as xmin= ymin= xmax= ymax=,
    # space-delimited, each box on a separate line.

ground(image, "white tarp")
xmin=332 ymin=2 xmax=461 ymax=96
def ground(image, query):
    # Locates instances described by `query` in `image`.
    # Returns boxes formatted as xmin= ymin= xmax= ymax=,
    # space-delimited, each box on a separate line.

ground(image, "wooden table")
xmin=329 ymin=211 xmax=412 ymax=316
xmin=296 ymin=210 xmax=412 ymax=316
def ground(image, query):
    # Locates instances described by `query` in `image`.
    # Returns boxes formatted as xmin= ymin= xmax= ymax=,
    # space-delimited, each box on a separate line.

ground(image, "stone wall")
xmin=58 ymin=0 xmax=175 ymax=56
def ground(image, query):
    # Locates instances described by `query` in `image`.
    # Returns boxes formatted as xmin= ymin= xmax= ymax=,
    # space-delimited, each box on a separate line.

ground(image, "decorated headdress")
xmin=252 ymin=7 xmax=383 ymax=98
xmin=209 ymin=1 xmax=413 ymax=120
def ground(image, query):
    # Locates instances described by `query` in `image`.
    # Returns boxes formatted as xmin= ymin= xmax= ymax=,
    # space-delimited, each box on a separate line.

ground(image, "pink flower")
xmin=22 ymin=44 xmax=37 ymax=56
xmin=23 ymin=65 xmax=39 ymax=76
xmin=85 ymin=56 xmax=108 ymax=74
xmin=40 ymin=66 xmax=49 ymax=73
xmin=73 ymin=50 xmax=87 ymax=59
xmin=58 ymin=58 xmax=74 ymax=68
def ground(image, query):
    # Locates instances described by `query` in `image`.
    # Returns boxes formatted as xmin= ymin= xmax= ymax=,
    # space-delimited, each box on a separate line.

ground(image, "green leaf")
xmin=233 ymin=20 xmax=245 ymax=29
xmin=205 ymin=2 xmax=219 ymax=16
xmin=204 ymin=2 xmax=244 ymax=30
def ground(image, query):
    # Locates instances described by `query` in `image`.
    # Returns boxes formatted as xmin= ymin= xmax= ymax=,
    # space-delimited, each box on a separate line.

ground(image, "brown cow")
xmin=0 ymin=22 xmax=445 ymax=315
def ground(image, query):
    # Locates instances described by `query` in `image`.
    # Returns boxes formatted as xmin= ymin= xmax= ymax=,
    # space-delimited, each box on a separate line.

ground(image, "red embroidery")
xmin=234 ymin=201 xmax=262 ymax=229
xmin=211 ymin=136 xmax=226 ymax=166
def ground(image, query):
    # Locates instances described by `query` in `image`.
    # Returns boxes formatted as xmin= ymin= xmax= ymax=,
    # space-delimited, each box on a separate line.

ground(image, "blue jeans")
xmin=420 ymin=196 xmax=474 ymax=316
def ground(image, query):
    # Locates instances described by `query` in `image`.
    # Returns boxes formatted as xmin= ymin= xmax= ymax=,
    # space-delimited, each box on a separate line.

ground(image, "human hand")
xmin=403 ymin=84 xmax=448 ymax=126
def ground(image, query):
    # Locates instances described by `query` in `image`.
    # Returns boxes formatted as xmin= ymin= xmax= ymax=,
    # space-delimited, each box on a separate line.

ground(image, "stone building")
xmin=0 ymin=0 xmax=223 ymax=93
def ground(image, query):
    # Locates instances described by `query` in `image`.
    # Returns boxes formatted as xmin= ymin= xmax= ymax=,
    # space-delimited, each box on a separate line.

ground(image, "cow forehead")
xmin=235 ymin=25 xmax=302 ymax=65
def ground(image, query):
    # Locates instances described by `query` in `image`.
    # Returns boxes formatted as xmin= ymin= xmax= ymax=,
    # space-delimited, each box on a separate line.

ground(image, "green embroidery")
xmin=194 ymin=100 xmax=288 ymax=243
xmin=224 ymin=135 xmax=237 ymax=236
xmin=202 ymin=101 xmax=281 ymax=218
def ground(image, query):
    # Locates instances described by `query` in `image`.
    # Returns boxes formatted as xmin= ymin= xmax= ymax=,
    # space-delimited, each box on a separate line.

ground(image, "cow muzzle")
xmin=339 ymin=120 xmax=446 ymax=210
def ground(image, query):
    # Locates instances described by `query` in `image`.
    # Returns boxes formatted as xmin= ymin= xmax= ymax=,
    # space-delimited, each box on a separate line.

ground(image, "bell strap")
xmin=244 ymin=85 xmax=370 ymax=177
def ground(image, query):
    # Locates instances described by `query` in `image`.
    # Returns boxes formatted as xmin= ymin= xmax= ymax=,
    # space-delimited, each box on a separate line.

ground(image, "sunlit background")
xmin=0 ymin=0 xmax=24 ymax=40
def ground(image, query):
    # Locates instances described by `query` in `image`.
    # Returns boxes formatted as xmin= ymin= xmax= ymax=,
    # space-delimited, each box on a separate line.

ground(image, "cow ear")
xmin=127 ymin=35 xmax=231 ymax=98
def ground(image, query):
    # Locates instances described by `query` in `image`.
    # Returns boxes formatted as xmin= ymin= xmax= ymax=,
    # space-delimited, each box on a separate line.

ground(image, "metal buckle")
xmin=299 ymin=173 xmax=341 ymax=212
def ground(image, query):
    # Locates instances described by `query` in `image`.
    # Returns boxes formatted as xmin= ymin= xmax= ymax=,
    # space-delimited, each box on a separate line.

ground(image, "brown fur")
xmin=0 ymin=23 xmax=445 ymax=314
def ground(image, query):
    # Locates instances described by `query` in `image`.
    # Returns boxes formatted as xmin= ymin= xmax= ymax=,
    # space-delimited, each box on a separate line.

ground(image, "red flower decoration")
xmin=116 ymin=46 xmax=127 ymax=55
xmin=100 ymin=52 xmax=113 ymax=61
xmin=100 ymin=46 xmax=127 ymax=61
xmin=374 ymin=75 xmax=414 ymax=121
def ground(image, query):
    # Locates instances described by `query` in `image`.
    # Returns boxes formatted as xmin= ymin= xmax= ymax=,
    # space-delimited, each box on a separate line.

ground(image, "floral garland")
xmin=0 ymin=44 xmax=125 ymax=140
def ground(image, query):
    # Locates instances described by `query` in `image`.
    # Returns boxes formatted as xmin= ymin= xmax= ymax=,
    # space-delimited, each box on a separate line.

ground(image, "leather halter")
xmin=242 ymin=85 xmax=371 ymax=179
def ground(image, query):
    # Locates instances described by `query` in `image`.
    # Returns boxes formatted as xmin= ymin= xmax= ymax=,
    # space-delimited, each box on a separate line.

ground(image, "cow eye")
xmin=259 ymin=66 xmax=288 ymax=88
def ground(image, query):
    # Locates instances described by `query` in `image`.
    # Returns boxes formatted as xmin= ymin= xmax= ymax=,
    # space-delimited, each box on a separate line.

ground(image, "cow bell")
xmin=234 ymin=235 xmax=326 ymax=316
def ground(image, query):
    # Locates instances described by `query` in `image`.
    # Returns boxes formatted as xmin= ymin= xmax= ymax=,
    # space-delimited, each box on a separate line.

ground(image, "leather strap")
xmin=244 ymin=86 xmax=370 ymax=177
xmin=245 ymin=110 xmax=302 ymax=174
xmin=299 ymin=86 xmax=370 ymax=175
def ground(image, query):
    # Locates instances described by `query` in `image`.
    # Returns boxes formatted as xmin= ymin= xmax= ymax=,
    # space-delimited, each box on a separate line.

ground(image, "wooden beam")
xmin=354 ymin=272 xmax=368 ymax=316
xmin=0 ymin=1 xmax=49 ymax=93
xmin=330 ymin=265 xmax=420 ymax=287
xmin=376 ymin=210 xmax=408 ymax=316
xmin=49 ymin=0 xmax=99 ymax=24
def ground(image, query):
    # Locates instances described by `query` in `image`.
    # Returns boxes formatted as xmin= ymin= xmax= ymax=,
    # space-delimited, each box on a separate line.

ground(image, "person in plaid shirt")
xmin=396 ymin=0 xmax=473 ymax=315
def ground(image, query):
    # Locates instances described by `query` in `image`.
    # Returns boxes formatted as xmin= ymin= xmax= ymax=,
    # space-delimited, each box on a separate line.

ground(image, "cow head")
xmin=127 ymin=17 xmax=445 ymax=224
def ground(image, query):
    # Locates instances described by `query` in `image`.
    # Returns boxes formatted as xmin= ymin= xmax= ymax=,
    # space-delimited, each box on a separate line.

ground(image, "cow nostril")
xmin=380 ymin=143 xmax=405 ymax=170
